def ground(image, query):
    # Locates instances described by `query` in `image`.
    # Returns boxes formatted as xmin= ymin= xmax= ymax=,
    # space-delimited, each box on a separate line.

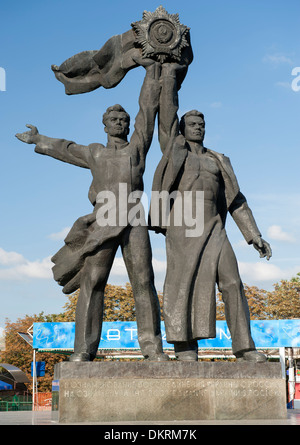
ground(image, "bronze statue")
xmin=15 ymin=7 xmax=194 ymax=362
xmin=16 ymin=6 xmax=272 ymax=364
xmin=150 ymin=62 xmax=272 ymax=361
xmin=16 ymin=61 xmax=169 ymax=362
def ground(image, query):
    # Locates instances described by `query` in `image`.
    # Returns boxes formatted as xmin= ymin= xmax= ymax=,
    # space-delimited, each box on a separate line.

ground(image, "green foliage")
xmin=1 ymin=276 xmax=299 ymax=392
xmin=267 ymin=274 xmax=300 ymax=319
xmin=0 ymin=313 xmax=66 ymax=393
xmin=217 ymin=274 xmax=300 ymax=320
xmin=58 ymin=283 xmax=164 ymax=322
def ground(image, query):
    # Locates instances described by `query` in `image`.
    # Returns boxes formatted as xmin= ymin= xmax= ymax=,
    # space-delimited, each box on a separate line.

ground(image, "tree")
xmin=216 ymin=274 xmax=300 ymax=320
xmin=59 ymin=283 xmax=164 ymax=322
xmin=1 ymin=277 xmax=298 ymax=393
xmin=267 ymin=274 xmax=300 ymax=319
xmin=0 ymin=313 xmax=66 ymax=393
xmin=216 ymin=284 xmax=270 ymax=320
xmin=0 ymin=283 xmax=164 ymax=392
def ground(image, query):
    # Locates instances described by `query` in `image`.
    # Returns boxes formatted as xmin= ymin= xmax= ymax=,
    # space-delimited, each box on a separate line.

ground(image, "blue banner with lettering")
xmin=32 ymin=319 xmax=300 ymax=350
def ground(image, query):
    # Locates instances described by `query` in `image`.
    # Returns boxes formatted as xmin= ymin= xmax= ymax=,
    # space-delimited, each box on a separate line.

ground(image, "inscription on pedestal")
xmin=214 ymin=379 xmax=282 ymax=398
xmin=58 ymin=376 xmax=286 ymax=422
xmin=61 ymin=378 xmax=211 ymax=398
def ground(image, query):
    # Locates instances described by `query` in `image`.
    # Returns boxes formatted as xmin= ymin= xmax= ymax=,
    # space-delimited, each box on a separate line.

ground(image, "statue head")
xmin=102 ymin=104 xmax=130 ymax=139
xmin=179 ymin=110 xmax=205 ymax=144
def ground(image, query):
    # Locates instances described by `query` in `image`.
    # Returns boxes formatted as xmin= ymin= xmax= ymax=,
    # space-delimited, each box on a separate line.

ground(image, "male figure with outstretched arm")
xmin=16 ymin=61 xmax=169 ymax=362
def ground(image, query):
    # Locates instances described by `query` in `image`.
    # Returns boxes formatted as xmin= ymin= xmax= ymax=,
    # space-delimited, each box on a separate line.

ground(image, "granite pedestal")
xmin=53 ymin=361 xmax=286 ymax=422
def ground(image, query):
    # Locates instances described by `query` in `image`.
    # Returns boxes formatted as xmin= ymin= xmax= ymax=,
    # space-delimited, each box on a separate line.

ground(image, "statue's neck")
xmin=187 ymin=141 xmax=205 ymax=154
xmin=107 ymin=135 xmax=128 ymax=146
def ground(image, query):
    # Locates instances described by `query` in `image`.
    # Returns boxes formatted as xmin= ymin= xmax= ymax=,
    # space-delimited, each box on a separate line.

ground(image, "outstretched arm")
xmin=15 ymin=124 xmax=90 ymax=169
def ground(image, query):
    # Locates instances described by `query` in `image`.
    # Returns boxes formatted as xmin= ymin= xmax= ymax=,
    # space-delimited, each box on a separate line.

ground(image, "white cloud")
xmin=152 ymin=247 xmax=167 ymax=257
xmin=13 ymin=256 xmax=53 ymax=279
xmin=108 ymin=255 xmax=166 ymax=291
xmin=109 ymin=253 xmax=298 ymax=292
xmin=238 ymin=261 xmax=300 ymax=285
xmin=210 ymin=101 xmax=222 ymax=108
xmin=110 ymin=257 xmax=127 ymax=277
xmin=0 ymin=247 xmax=53 ymax=280
xmin=263 ymin=54 xmax=293 ymax=65
xmin=110 ymin=256 xmax=166 ymax=277
xmin=0 ymin=247 xmax=25 ymax=266
xmin=0 ymin=245 xmax=166 ymax=287
xmin=233 ymin=239 xmax=248 ymax=249
xmin=267 ymin=225 xmax=295 ymax=243
xmin=48 ymin=227 xmax=71 ymax=241
xmin=152 ymin=258 xmax=167 ymax=273
xmin=275 ymin=81 xmax=292 ymax=89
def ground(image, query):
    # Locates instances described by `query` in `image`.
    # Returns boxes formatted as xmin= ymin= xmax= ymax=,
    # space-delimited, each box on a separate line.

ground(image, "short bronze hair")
xmin=102 ymin=104 xmax=130 ymax=127
xmin=179 ymin=110 xmax=205 ymax=136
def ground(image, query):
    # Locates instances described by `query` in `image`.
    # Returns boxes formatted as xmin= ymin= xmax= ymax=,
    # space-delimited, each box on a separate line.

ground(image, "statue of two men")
xmin=16 ymin=9 xmax=272 ymax=363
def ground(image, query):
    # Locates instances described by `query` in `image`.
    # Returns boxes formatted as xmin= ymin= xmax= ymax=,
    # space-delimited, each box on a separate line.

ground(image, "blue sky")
xmin=0 ymin=0 xmax=299 ymax=333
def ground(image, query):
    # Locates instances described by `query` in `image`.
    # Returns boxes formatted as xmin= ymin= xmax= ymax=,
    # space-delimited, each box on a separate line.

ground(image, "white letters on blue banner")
xmin=32 ymin=320 xmax=300 ymax=350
